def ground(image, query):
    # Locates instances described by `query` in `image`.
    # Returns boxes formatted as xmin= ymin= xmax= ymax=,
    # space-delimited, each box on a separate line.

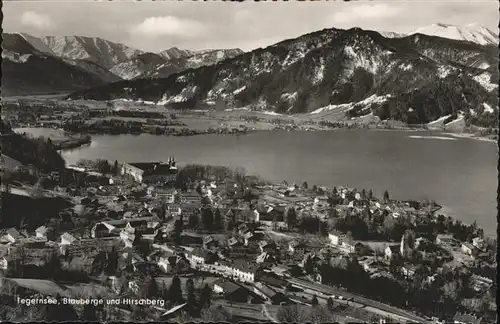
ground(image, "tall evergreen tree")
xmin=81 ymin=304 xmax=98 ymax=321
xmin=143 ymin=276 xmax=159 ymax=299
xmin=214 ymin=209 xmax=223 ymax=230
xmin=383 ymin=190 xmax=390 ymax=203
xmin=201 ymin=208 xmax=214 ymax=231
xmin=199 ymin=283 xmax=212 ymax=309
xmin=185 ymin=278 xmax=197 ymax=315
xmin=169 ymin=276 xmax=184 ymax=305
xmin=311 ymin=295 xmax=319 ymax=307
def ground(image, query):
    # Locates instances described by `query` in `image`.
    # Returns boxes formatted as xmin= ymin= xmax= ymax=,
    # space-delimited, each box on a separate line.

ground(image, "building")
xmin=385 ymin=245 xmax=400 ymax=261
xmin=0 ymin=256 xmax=11 ymax=270
xmin=328 ymin=231 xmax=345 ymax=246
xmin=329 ymin=231 xmax=355 ymax=253
xmin=121 ymin=158 xmax=178 ymax=184
xmin=472 ymin=237 xmax=485 ymax=250
xmin=67 ymin=255 xmax=97 ymax=273
xmin=35 ymin=226 xmax=48 ymax=240
xmin=259 ymin=240 xmax=276 ymax=253
xmin=435 ymin=234 xmax=458 ymax=246
xmin=401 ymin=264 xmax=417 ymax=278
xmin=453 ymin=313 xmax=482 ymax=324
xmin=213 ymin=279 xmax=250 ymax=302
xmin=461 ymin=242 xmax=476 ymax=256
xmin=243 ymin=231 xmax=255 ymax=246
xmin=228 ymin=237 xmax=242 ymax=249
xmin=232 ymin=259 xmax=260 ymax=283
xmin=147 ymin=187 xmax=177 ymax=203
xmin=91 ymin=222 xmax=118 ymax=238
xmin=5 ymin=228 xmax=22 ymax=244
xmin=288 ymin=240 xmax=306 ymax=254
xmin=60 ymin=232 xmax=77 ymax=245
xmin=189 ymin=248 xmax=214 ymax=265
xmin=203 ymin=236 xmax=217 ymax=250
xmin=158 ymin=255 xmax=186 ymax=274
xmin=253 ymin=282 xmax=286 ymax=304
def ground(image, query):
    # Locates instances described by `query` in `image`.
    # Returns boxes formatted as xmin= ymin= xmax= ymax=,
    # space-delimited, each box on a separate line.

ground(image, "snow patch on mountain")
xmin=411 ymin=23 xmax=499 ymax=45
xmin=473 ymin=72 xmax=498 ymax=92
xmin=483 ymin=103 xmax=494 ymax=113
xmin=110 ymin=62 xmax=143 ymax=79
xmin=312 ymin=58 xmax=325 ymax=84
xmin=310 ymin=94 xmax=391 ymax=115
xmin=399 ymin=63 xmax=413 ymax=71
xmin=233 ymin=86 xmax=246 ymax=95
xmin=437 ymin=65 xmax=454 ymax=78
xmin=2 ymin=50 xmax=32 ymax=63
xmin=157 ymin=85 xmax=198 ymax=105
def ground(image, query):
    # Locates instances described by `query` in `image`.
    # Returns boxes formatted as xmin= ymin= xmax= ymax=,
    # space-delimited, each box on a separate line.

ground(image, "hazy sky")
xmin=3 ymin=0 xmax=499 ymax=52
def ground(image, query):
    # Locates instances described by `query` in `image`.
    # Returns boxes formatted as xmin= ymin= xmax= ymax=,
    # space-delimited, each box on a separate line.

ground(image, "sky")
xmin=3 ymin=0 xmax=499 ymax=52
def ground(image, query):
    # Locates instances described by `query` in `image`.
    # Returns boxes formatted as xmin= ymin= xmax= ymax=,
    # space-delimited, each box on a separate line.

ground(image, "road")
xmin=287 ymin=277 xmax=431 ymax=323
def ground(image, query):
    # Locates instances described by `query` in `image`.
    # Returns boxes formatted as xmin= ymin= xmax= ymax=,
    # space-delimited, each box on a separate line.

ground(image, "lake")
xmin=16 ymin=128 xmax=498 ymax=237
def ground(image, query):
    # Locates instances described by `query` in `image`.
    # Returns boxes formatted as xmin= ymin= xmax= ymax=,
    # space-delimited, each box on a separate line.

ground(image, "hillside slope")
xmin=1 ymin=33 xmax=113 ymax=96
xmin=67 ymin=27 xmax=499 ymax=127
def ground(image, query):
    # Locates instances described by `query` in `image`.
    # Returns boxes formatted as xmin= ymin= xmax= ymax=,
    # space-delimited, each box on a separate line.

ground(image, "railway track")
xmin=287 ymin=277 xmax=431 ymax=323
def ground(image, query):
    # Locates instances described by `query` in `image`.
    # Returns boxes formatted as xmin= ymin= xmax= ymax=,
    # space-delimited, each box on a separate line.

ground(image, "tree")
xmin=383 ymin=190 xmax=390 ymax=203
xmin=327 ymin=297 xmax=334 ymax=310
xmin=284 ymin=206 xmax=297 ymax=229
xmin=302 ymin=181 xmax=309 ymax=189
xmin=188 ymin=213 xmax=199 ymax=229
xmin=185 ymin=278 xmax=197 ymax=315
xmin=160 ymin=282 xmax=170 ymax=303
xmin=81 ymin=304 xmax=98 ymax=321
xmin=368 ymin=189 xmax=373 ymax=200
xmin=199 ymin=283 xmax=212 ymax=309
xmin=309 ymin=305 xmax=334 ymax=324
xmin=312 ymin=185 xmax=318 ymax=192
xmin=200 ymin=305 xmax=231 ymax=322
xmin=311 ymin=295 xmax=319 ymax=306
xmin=201 ymin=208 xmax=214 ymax=231
xmin=143 ymin=276 xmax=159 ymax=299
xmin=113 ymin=160 xmax=119 ymax=175
xmin=173 ymin=219 xmax=183 ymax=245
xmin=276 ymin=305 xmax=308 ymax=323
xmin=214 ymin=209 xmax=223 ymax=230
xmin=169 ymin=276 xmax=184 ymax=305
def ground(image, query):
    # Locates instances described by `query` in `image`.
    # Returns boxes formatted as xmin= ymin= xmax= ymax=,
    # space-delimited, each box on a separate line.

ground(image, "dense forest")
xmin=0 ymin=121 xmax=65 ymax=172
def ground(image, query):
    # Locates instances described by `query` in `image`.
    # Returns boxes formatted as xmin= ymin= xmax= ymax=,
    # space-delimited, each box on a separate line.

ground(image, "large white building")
xmin=121 ymin=158 xmax=178 ymax=184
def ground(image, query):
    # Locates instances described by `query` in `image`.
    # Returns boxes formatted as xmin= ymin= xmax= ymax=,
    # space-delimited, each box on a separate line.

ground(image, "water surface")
xmin=16 ymin=128 xmax=497 ymax=237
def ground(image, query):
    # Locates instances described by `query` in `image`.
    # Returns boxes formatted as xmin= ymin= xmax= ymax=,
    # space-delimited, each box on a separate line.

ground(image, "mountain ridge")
xmin=66 ymin=26 xmax=498 ymax=128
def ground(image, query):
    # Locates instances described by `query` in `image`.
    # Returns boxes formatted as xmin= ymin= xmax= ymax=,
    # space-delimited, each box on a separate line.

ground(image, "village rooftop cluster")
xmin=0 ymin=154 xmax=496 ymax=323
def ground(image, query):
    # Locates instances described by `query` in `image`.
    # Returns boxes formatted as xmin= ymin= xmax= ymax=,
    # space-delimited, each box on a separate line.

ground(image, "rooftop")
xmin=213 ymin=279 xmax=244 ymax=295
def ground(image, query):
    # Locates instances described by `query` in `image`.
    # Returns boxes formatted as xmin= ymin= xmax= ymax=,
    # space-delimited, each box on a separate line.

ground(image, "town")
xmin=0 ymin=124 xmax=497 ymax=323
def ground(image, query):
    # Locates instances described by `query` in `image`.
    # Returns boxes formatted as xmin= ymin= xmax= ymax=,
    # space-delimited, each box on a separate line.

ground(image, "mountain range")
xmin=382 ymin=23 xmax=499 ymax=46
xmin=2 ymin=23 xmax=498 ymax=128
xmin=1 ymin=33 xmax=243 ymax=96
xmin=66 ymin=24 xmax=498 ymax=127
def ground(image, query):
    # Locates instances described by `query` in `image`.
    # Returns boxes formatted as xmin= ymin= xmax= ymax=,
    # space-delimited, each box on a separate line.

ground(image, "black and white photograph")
xmin=0 ymin=0 xmax=498 ymax=323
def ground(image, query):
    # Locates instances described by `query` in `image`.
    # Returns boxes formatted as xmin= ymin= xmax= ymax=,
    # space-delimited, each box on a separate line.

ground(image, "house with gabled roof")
xmin=5 ymin=228 xmax=22 ymax=243
xmin=34 ymin=226 xmax=48 ymax=240
xmin=60 ymin=232 xmax=77 ymax=245
xmin=232 ymin=259 xmax=260 ymax=283
xmin=228 ymin=237 xmax=242 ymax=249
xmin=202 ymin=235 xmax=217 ymax=250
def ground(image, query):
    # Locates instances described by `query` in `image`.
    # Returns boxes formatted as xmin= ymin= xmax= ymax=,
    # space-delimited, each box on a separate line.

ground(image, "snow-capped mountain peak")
xmin=409 ymin=23 xmax=498 ymax=46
